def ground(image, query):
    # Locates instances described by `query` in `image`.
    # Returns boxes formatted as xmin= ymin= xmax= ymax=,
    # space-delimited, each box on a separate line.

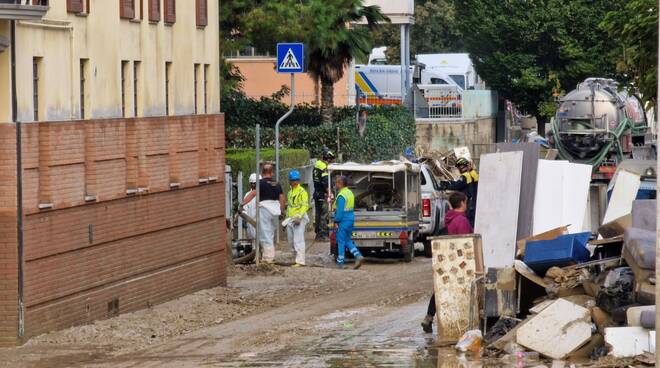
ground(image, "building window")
xmin=120 ymin=0 xmax=135 ymax=19
xmin=195 ymin=0 xmax=207 ymax=27
xmin=32 ymin=57 xmax=42 ymax=122
xmin=203 ymin=64 xmax=209 ymax=114
xmin=121 ymin=60 xmax=129 ymax=117
xmin=194 ymin=63 xmax=200 ymax=115
xmin=67 ymin=0 xmax=83 ymax=13
xmin=133 ymin=61 xmax=140 ymax=117
xmin=165 ymin=62 xmax=172 ymax=116
xmin=148 ymin=0 xmax=160 ymax=22
xmin=80 ymin=59 xmax=89 ymax=119
xmin=164 ymin=0 xmax=176 ymax=24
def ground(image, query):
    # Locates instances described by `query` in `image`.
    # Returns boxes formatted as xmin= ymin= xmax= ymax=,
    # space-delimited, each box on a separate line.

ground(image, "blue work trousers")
xmin=336 ymin=221 xmax=362 ymax=264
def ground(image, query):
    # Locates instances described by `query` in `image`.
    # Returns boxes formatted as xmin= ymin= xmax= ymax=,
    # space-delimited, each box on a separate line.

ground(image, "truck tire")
xmin=403 ymin=242 xmax=414 ymax=263
xmin=423 ymin=238 xmax=433 ymax=258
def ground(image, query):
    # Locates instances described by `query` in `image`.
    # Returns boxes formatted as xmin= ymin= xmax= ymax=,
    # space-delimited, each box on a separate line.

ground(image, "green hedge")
xmin=222 ymin=90 xmax=355 ymax=129
xmin=226 ymin=148 xmax=310 ymax=193
xmin=225 ymin=106 xmax=415 ymax=163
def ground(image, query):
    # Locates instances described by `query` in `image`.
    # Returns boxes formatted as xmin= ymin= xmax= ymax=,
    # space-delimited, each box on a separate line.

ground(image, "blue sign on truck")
xmin=276 ymin=43 xmax=305 ymax=73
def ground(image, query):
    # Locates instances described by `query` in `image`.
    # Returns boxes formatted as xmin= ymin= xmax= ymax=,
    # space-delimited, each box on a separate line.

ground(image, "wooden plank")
xmin=431 ymin=235 xmax=484 ymax=342
xmin=496 ymin=143 xmax=540 ymax=240
xmin=474 ymin=151 xmax=523 ymax=269
xmin=602 ymin=170 xmax=641 ymax=224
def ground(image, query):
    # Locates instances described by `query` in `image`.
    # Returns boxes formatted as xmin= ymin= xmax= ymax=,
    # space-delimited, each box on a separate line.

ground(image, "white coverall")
xmin=243 ymin=191 xmax=257 ymax=240
xmin=258 ymin=200 xmax=281 ymax=263
xmin=286 ymin=214 xmax=309 ymax=265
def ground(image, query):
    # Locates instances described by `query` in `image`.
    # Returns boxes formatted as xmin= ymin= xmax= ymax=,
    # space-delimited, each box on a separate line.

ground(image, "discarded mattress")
xmin=523 ymin=232 xmax=591 ymax=275
xmin=624 ymin=228 xmax=656 ymax=270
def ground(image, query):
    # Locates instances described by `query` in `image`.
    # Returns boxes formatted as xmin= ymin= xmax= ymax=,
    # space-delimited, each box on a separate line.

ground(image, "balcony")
xmin=0 ymin=0 xmax=49 ymax=20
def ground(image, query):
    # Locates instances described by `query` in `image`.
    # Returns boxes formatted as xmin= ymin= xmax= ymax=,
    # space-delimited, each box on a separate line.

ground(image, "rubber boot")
xmin=421 ymin=315 xmax=433 ymax=333
xmin=353 ymin=256 xmax=365 ymax=270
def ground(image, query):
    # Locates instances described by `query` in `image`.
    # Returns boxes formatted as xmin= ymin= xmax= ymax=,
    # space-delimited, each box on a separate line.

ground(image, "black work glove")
xmin=439 ymin=181 xmax=449 ymax=191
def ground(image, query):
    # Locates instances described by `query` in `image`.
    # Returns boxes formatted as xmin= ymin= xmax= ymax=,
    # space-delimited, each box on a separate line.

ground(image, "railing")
xmin=0 ymin=0 xmax=48 ymax=5
xmin=416 ymin=85 xmax=497 ymax=120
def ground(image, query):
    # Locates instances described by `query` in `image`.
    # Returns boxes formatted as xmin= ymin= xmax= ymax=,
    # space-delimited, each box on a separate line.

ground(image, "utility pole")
xmin=655 ymin=5 xmax=659 ymax=364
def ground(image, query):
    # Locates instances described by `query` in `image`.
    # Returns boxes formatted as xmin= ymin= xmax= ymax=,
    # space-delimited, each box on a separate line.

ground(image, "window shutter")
xmin=149 ymin=0 xmax=160 ymax=22
xmin=120 ymin=0 xmax=135 ymax=19
xmin=67 ymin=0 xmax=83 ymax=13
xmin=164 ymin=0 xmax=176 ymax=24
xmin=196 ymin=0 xmax=207 ymax=27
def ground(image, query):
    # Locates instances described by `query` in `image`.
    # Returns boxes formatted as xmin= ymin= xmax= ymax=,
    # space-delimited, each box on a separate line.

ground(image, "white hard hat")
xmin=249 ymin=173 xmax=259 ymax=184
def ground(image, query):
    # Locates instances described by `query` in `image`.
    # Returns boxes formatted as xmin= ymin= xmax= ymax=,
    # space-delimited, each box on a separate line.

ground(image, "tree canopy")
xmin=220 ymin=0 xmax=386 ymax=123
xmin=453 ymin=0 xmax=624 ymax=125
xmin=600 ymin=0 xmax=658 ymax=108
xmin=371 ymin=0 xmax=464 ymax=63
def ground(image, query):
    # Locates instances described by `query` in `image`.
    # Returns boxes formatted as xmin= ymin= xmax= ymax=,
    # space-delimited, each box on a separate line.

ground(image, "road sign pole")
xmin=275 ymin=73 xmax=295 ymax=183
xmin=255 ymin=124 xmax=261 ymax=266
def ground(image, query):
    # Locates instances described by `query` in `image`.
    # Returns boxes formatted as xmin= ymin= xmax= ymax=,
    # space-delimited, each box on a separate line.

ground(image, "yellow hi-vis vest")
xmin=314 ymin=160 xmax=329 ymax=177
xmin=286 ymin=185 xmax=309 ymax=218
xmin=462 ymin=169 xmax=479 ymax=184
xmin=333 ymin=187 xmax=355 ymax=211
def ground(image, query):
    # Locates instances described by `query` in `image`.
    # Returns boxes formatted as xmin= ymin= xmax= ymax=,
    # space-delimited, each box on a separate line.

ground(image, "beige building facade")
xmin=0 ymin=0 xmax=227 ymax=346
xmin=0 ymin=0 xmax=220 ymax=123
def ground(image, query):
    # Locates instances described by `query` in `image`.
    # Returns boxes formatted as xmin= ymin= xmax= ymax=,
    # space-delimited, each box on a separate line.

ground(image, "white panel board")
xmin=602 ymin=170 xmax=641 ymax=224
xmin=562 ymin=163 xmax=592 ymax=234
xmin=517 ymin=299 xmax=592 ymax=359
xmin=533 ymin=161 xmax=592 ymax=234
xmin=474 ymin=151 xmax=523 ymax=269
xmin=604 ymin=327 xmax=650 ymax=357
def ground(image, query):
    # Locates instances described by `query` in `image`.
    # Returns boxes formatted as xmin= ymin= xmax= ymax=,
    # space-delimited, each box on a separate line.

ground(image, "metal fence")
xmin=416 ymin=85 xmax=498 ymax=120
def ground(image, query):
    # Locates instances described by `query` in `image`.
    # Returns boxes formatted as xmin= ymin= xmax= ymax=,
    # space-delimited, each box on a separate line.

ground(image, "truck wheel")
xmin=403 ymin=243 xmax=414 ymax=263
xmin=424 ymin=239 xmax=433 ymax=258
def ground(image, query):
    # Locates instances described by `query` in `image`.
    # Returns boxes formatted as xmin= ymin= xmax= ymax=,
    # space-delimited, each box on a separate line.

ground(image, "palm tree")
xmin=305 ymin=0 xmax=388 ymax=124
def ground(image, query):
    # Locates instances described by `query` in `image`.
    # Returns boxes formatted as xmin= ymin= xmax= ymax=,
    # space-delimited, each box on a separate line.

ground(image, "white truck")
xmin=416 ymin=53 xmax=485 ymax=90
xmin=419 ymin=164 xmax=449 ymax=257
xmin=355 ymin=64 xmax=461 ymax=105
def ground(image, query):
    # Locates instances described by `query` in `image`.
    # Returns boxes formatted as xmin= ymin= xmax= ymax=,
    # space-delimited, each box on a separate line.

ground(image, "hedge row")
xmin=222 ymin=90 xmax=355 ymax=129
xmin=225 ymin=108 xmax=415 ymax=163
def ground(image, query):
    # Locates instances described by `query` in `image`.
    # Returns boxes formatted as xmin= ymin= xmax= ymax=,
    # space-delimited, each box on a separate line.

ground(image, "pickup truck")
xmin=418 ymin=164 xmax=449 ymax=257
xmin=328 ymin=161 xmax=421 ymax=262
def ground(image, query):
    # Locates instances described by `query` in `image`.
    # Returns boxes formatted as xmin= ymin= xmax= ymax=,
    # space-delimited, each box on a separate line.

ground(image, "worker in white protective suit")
xmin=243 ymin=173 xmax=260 ymax=240
xmin=283 ymin=170 xmax=309 ymax=267
xmin=242 ymin=164 xmax=285 ymax=264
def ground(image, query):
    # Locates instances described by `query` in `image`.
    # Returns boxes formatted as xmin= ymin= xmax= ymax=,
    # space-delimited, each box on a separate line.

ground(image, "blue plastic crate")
xmin=523 ymin=232 xmax=591 ymax=276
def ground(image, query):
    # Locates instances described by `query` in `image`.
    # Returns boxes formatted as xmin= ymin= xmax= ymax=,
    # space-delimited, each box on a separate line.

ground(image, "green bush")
xmin=222 ymin=90 xmax=354 ymax=129
xmin=225 ymin=106 xmax=415 ymax=163
xmin=226 ymin=148 xmax=310 ymax=193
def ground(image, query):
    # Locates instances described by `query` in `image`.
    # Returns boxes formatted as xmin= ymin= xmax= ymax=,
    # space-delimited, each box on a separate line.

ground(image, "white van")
xmin=355 ymin=64 xmax=461 ymax=105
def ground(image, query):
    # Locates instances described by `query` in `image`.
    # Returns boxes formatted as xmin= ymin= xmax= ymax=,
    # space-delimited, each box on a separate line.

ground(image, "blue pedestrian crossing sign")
xmin=276 ymin=43 xmax=305 ymax=73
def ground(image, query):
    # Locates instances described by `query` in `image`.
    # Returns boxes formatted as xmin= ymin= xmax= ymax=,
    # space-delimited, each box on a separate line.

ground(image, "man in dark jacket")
xmin=440 ymin=158 xmax=479 ymax=226
xmin=313 ymin=149 xmax=334 ymax=241
xmin=421 ymin=192 xmax=473 ymax=333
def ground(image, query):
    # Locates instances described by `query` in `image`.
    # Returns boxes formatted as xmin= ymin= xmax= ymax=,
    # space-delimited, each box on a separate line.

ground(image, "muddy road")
xmin=0 ymin=240 xmax=470 ymax=368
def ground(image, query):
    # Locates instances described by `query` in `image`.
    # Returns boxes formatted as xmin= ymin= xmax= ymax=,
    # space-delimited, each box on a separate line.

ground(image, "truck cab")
xmin=419 ymin=164 xmax=449 ymax=256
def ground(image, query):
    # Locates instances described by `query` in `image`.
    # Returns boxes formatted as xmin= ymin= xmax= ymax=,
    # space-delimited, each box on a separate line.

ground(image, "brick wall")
xmin=0 ymin=114 xmax=226 ymax=345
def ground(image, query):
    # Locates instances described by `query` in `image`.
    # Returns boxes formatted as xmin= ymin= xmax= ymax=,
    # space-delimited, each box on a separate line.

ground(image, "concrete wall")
xmin=0 ymin=114 xmax=226 ymax=345
xmin=228 ymin=58 xmax=352 ymax=106
xmin=415 ymin=117 xmax=496 ymax=155
xmin=1 ymin=0 xmax=220 ymax=122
